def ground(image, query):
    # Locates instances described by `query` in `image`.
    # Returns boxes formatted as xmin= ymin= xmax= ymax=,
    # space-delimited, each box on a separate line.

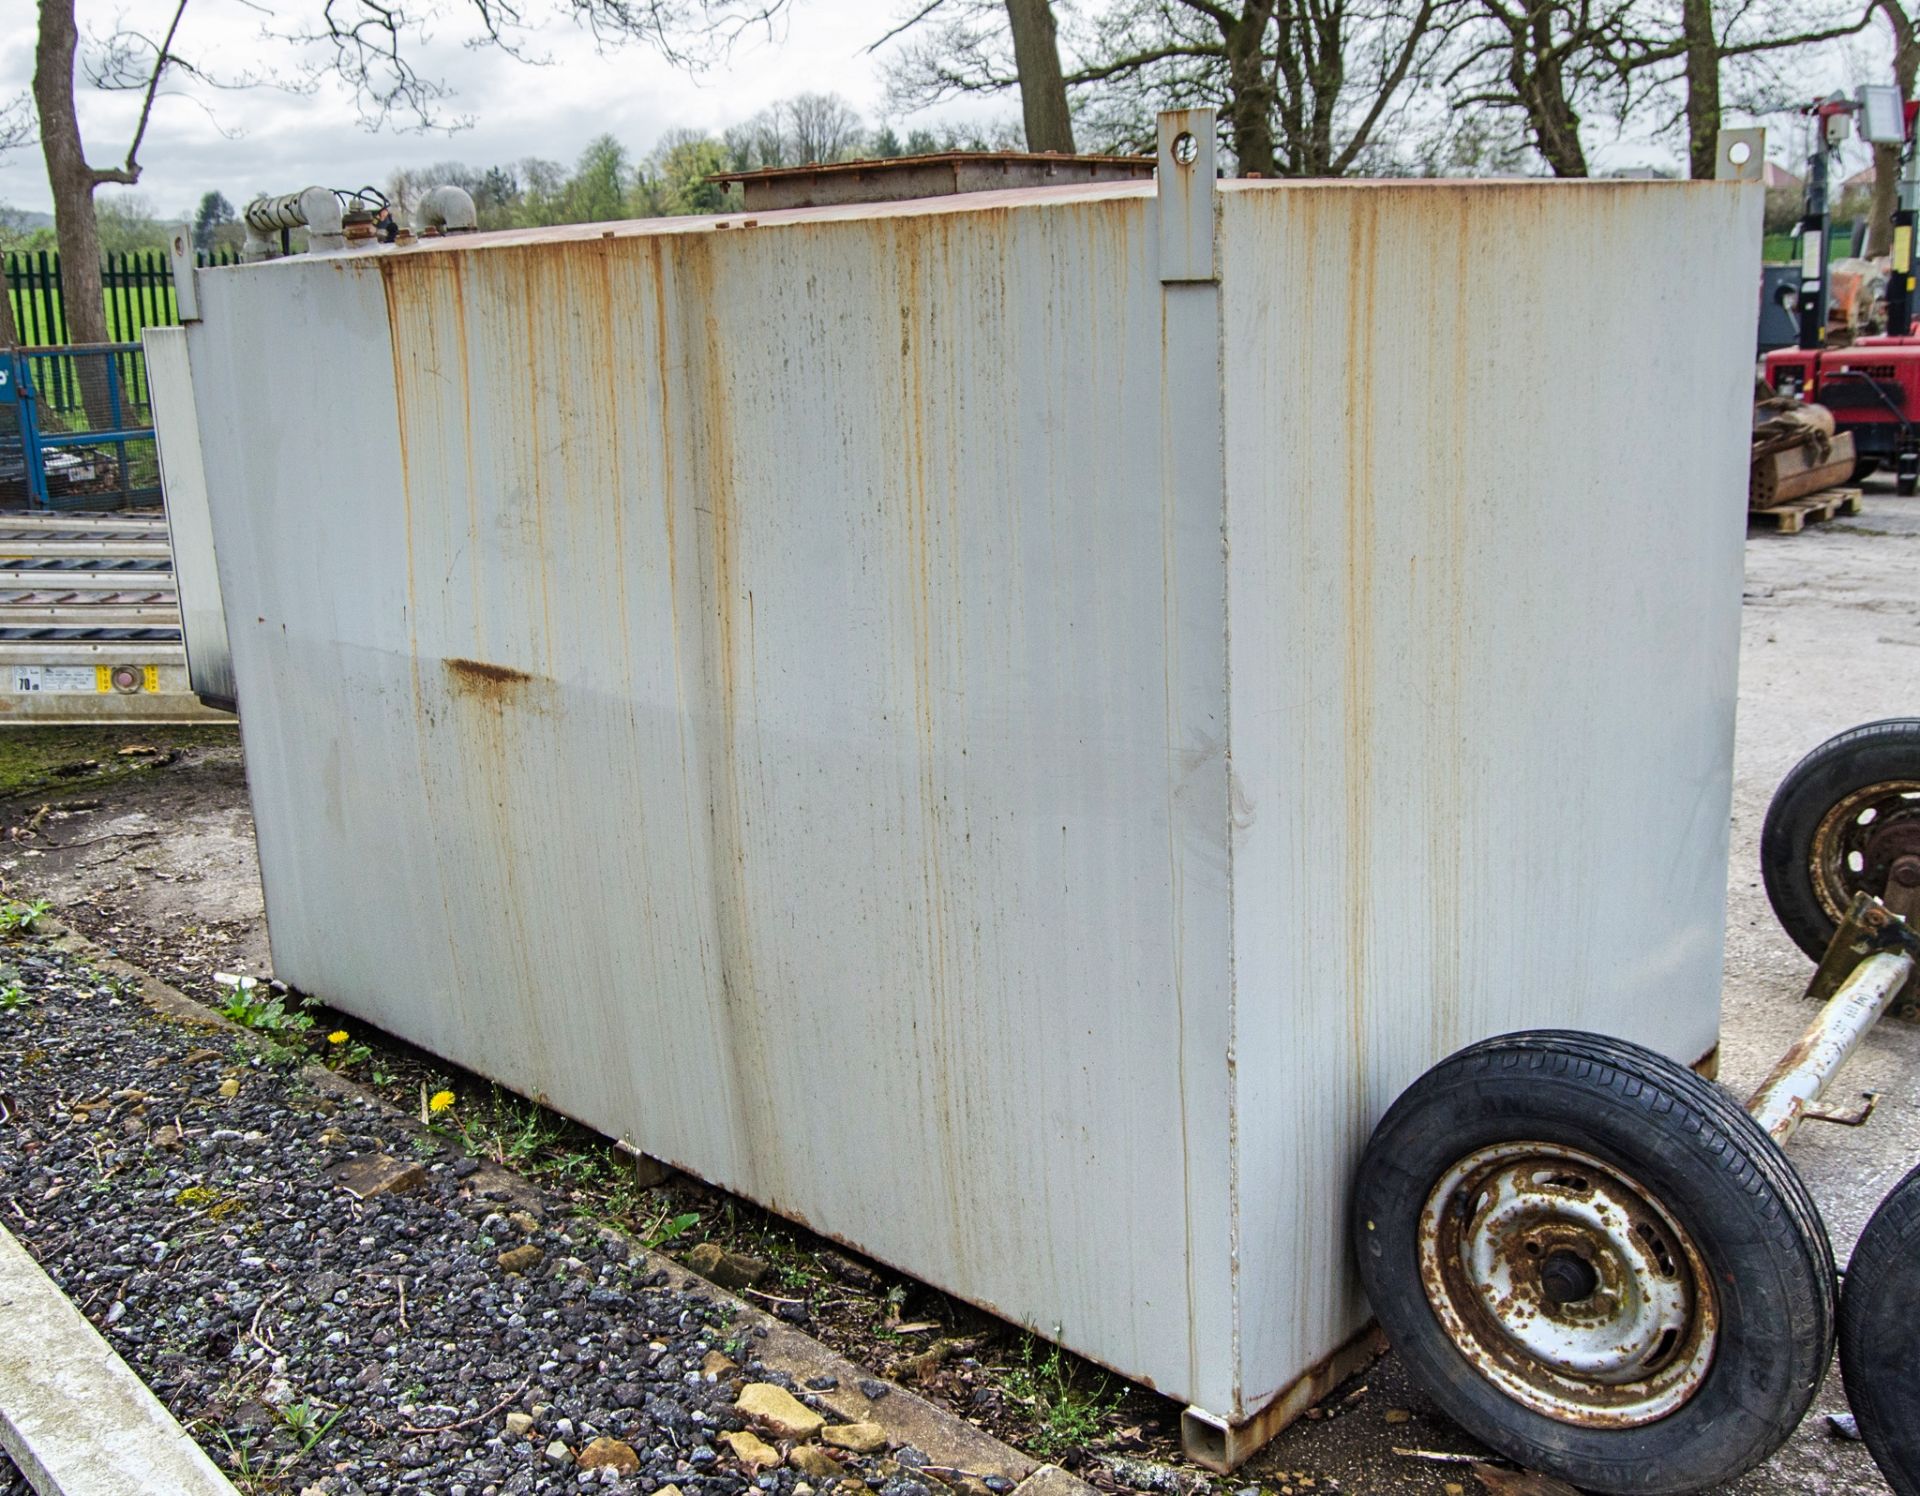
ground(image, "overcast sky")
xmin=0 ymin=0 xmax=1014 ymax=218
xmin=0 ymin=0 xmax=1897 ymax=218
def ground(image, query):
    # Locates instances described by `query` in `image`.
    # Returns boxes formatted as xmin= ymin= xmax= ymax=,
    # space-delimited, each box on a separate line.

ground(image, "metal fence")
xmin=6 ymin=248 xmax=240 ymax=347
xmin=0 ymin=344 xmax=160 ymax=512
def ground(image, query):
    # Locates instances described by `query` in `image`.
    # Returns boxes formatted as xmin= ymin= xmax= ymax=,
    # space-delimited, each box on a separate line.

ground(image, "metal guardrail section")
xmin=0 ymin=345 xmax=162 ymax=512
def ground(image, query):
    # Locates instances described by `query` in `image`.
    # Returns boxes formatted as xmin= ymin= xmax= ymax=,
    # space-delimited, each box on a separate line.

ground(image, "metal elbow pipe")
xmin=414 ymin=186 xmax=477 ymax=236
xmin=240 ymin=187 xmax=346 ymax=257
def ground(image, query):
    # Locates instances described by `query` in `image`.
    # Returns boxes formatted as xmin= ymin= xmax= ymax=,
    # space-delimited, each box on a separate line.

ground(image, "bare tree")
xmin=1613 ymin=0 xmax=1871 ymax=180
xmin=1865 ymin=0 xmax=1917 ymax=251
xmin=724 ymin=93 xmax=869 ymax=168
xmin=784 ymin=93 xmax=868 ymax=163
xmin=30 ymin=0 xmax=187 ymax=348
xmin=1443 ymin=0 xmax=1628 ymax=176
xmin=1007 ymin=0 xmax=1078 ymax=150
xmin=886 ymin=0 xmax=1462 ymax=175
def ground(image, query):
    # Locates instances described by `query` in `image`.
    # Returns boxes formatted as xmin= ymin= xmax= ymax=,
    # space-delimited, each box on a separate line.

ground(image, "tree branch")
xmin=866 ymin=0 xmax=952 ymax=53
xmin=116 ymin=0 xmax=189 ymax=182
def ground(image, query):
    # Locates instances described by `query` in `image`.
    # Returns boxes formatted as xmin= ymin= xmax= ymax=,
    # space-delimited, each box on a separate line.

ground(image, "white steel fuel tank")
xmin=166 ymin=111 xmax=1759 ymax=1469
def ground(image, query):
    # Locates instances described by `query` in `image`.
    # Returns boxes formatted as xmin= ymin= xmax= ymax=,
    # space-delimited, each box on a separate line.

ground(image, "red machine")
xmin=1763 ymin=92 xmax=1920 ymax=494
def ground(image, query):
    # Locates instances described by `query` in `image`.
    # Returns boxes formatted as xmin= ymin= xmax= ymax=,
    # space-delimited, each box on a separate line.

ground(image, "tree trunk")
xmin=1513 ymin=3 xmax=1587 ymax=177
xmin=1868 ymin=0 xmax=1919 ymax=255
xmin=1680 ymin=0 xmax=1720 ymax=180
xmin=1005 ymin=0 xmax=1077 ymax=153
xmin=1870 ymin=141 xmax=1901 ymax=257
xmin=1225 ymin=9 xmax=1280 ymax=175
xmin=35 ymin=0 xmax=110 ymax=350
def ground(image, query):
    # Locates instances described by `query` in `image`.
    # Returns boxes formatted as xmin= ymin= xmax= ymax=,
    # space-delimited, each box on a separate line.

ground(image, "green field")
xmin=7 ymin=284 xmax=186 ymax=346
xmin=6 ymin=251 xmax=216 ymax=347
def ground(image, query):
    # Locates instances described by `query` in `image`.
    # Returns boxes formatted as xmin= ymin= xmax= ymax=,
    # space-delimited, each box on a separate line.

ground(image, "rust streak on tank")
xmin=1343 ymin=190 xmax=1380 ymax=1119
xmin=444 ymin=655 xmax=536 ymax=703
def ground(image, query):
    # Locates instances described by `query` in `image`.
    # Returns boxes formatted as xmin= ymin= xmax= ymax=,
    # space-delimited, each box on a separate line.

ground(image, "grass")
xmin=429 ymin=1084 xmax=704 ymax=1248
xmin=0 ymin=724 xmax=237 ymax=803
xmin=1002 ymin=1338 xmax=1122 ymax=1459
xmin=7 ymin=274 xmax=189 ymax=347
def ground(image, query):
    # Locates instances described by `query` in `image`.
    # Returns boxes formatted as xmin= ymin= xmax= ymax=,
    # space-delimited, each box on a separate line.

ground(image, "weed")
xmin=642 ymin=1206 xmax=700 ymax=1250
xmin=220 ymin=984 xmax=313 ymax=1040
xmin=0 ymin=984 xmax=31 ymax=1010
xmin=322 ymin=1032 xmax=373 ymax=1073
xmin=245 ymin=1034 xmax=309 ymax=1068
xmin=0 ymin=900 xmax=51 ymax=934
xmin=451 ymin=1091 xmax=564 ymax=1167
xmin=1003 ymin=1338 xmax=1120 ymax=1458
xmin=203 ymin=1424 xmax=277 ymax=1494
xmin=277 ymin=1398 xmax=344 ymax=1452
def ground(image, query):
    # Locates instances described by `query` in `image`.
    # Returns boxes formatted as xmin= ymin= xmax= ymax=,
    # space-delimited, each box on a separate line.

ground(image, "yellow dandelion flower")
xmin=428 ymin=1089 xmax=456 ymax=1114
xmin=327 ymin=1030 xmax=349 ymax=1045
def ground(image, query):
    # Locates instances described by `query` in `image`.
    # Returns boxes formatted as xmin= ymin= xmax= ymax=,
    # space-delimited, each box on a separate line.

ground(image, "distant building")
xmin=1763 ymin=161 xmax=1802 ymax=192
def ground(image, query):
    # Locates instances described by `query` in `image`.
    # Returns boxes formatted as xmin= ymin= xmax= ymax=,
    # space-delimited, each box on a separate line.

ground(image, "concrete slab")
xmin=0 ymin=1223 xmax=237 ymax=1496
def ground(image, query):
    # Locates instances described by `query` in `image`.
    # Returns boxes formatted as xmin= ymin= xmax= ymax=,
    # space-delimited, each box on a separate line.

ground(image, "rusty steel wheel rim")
xmin=1810 ymin=780 xmax=1920 ymax=927
xmin=1418 ymin=1142 xmax=1719 ymax=1427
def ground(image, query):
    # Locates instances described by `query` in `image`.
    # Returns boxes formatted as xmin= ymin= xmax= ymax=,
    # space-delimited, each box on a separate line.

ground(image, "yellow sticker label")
xmin=94 ymin=665 xmax=111 ymax=693
xmin=1897 ymin=225 xmax=1913 ymax=274
xmin=142 ymin=665 xmax=158 ymax=693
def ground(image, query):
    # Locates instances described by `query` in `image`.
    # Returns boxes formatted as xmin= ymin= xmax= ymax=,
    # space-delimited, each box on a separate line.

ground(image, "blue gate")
xmin=0 ymin=344 xmax=161 ymax=512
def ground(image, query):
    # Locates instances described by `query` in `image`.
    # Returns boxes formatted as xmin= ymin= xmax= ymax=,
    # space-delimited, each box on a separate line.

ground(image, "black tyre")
xmin=1900 ymin=472 xmax=1917 ymax=497
xmin=1354 ymin=1030 xmax=1835 ymax=1495
xmin=1761 ymin=718 xmax=1920 ymax=961
xmin=1840 ymin=1163 xmax=1920 ymax=1495
xmin=1854 ymin=458 xmax=1882 ymax=484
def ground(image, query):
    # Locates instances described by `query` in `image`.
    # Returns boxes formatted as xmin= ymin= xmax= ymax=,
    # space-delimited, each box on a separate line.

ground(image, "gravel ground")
xmin=0 ymin=940 xmax=921 ymax=1496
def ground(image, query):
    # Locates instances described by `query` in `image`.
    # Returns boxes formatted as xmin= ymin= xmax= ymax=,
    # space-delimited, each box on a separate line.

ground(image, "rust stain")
xmin=445 ymin=656 xmax=535 ymax=691
xmin=650 ymin=240 xmax=679 ymax=604
xmin=1425 ymin=197 xmax=1470 ymax=1059
xmin=894 ymin=213 xmax=968 ymax=1280
xmin=675 ymin=229 xmax=780 ymax=1202
xmin=1343 ymin=192 xmax=1379 ymax=1125
xmin=378 ymin=260 xmax=421 ymax=682
xmin=446 ymin=254 xmax=482 ymax=644
xmin=519 ymin=251 xmax=555 ymax=674
xmin=377 ymin=251 xmax=504 ymax=1069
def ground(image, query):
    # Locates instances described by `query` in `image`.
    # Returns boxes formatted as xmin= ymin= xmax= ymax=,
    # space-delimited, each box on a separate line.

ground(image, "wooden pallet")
xmin=1749 ymin=487 xmax=1863 ymax=534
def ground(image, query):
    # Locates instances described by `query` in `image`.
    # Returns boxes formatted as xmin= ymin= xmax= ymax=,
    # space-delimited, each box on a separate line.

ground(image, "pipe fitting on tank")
xmin=240 ymin=187 xmax=347 ymax=258
xmin=414 ymin=185 xmax=478 ymax=237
